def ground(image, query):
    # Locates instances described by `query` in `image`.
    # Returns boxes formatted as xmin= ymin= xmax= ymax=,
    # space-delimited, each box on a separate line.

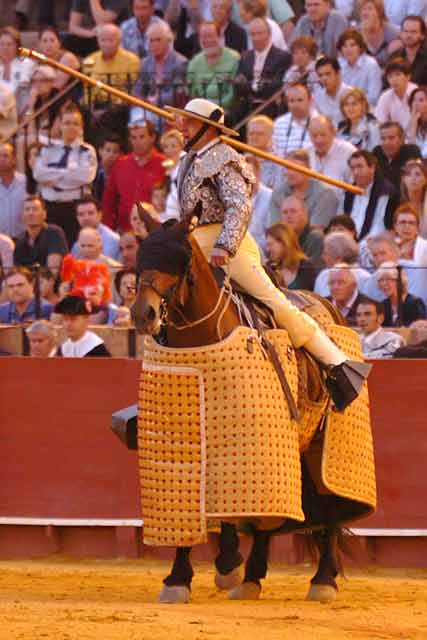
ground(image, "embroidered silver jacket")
xmin=177 ymin=141 xmax=255 ymax=256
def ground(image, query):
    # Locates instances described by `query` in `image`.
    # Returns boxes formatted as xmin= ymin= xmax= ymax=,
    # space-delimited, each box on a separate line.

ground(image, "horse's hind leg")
xmin=306 ymin=527 xmax=339 ymax=602
xmin=159 ymin=547 xmax=193 ymax=603
xmin=228 ymin=529 xmax=271 ymax=600
xmin=214 ymin=522 xmax=244 ymax=590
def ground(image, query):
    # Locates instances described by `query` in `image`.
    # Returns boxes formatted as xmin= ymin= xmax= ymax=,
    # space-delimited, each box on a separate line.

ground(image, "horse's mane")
xmin=136 ymin=222 xmax=192 ymax=275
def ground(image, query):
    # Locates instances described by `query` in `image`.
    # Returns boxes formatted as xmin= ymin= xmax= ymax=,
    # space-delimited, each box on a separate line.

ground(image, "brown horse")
xmin=132 ymin=220 xmax=356 ymax=604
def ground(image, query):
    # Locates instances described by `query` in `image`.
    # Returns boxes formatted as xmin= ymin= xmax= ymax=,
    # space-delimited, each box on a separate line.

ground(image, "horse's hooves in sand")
xmin=306 ymin=584 xmax=337 ymax=603
xmin=215 ymin=566 xmax=243 ymax=591
xmin=158 ymin=585 xmax=191 ymax=604
xmin=228 ymin=581 xmax=262 ymax=600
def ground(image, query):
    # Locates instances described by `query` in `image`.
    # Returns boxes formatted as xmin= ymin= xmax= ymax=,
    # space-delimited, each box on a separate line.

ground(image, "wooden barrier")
xmin=0 ymin=357 xmax=427 ymax=565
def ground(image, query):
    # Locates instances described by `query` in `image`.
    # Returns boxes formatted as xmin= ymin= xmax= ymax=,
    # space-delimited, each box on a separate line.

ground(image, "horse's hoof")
xmin=306 ymin=584 xmax=337 ymax=603
xmin=228 ymin=581 xmax=261 ymax=600
xmin=158 ymin=585 xmax=191 ymax=604
xmin=215 ymin=566 xmax=243 ymax=591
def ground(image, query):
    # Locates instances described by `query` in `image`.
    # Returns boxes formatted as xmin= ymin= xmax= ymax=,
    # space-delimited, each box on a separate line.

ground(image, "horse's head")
xmin=132 ymin=221 xmax=192 ymax=335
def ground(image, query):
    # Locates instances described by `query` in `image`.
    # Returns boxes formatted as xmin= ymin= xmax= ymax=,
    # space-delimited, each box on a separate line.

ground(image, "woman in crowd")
xmin=37 ymin=27 xmax=80 ymax=91
xmin=284 ymin=37 xmax=318 ymax=91
xmin=159 ymin=128 xmax=184 ymax=173
xmin=337 ymin=88 xmax=381 ymax=150
xmin=357 ymin=0 xmax=401 ymax=67
xmin=114 ymin=268 xmax=137 ymax=309
xmin=39 ymin=267 xmax=60 ymax=306
xmin=407 ymin=87 xmax=427 ymax=159
xmin=392 ymin=204 xmax=427 ymax=263
xmin=0 ymin=27 xmax=35 ymax=116
xmin=336 ymin=29 xmax=382 ymax=106
xmin=376 ymin=261 xmax=426 ymax=326
xmin=265 ymin=222 xmax=318 ymax=291
xmin=129 ymin=201 xmax=159 ymax=240
xmin=400 ymin=160 xmax=427 ymax=238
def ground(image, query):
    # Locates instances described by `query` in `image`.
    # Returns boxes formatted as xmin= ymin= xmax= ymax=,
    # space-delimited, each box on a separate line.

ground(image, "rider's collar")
xmin=196 ymin=137 xmax=221 ymax=158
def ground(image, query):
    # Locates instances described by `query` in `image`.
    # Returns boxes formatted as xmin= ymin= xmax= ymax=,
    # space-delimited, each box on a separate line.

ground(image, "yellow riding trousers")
xmin=192 ymin=225 xmax=318 ymax=348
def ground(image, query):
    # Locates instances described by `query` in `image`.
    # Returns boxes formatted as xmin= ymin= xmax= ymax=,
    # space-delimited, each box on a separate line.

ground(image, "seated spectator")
xmin=392 ymin=203 xmax=427 ymax=263
xmin=39 ymin=267 xmax=59 ymax=306
xmin=375 ymin=59 xmax=418 ymax=131
xmin=93 ymin=134 xmax=123 ymax=202
xmin=307 ymin=115 xmax=356 ymax=190
xmin=0 ymin=267 xmax=53 ymax=324
xmin=373 ymin=121 xmax=421 ymax=185
xmin=337 ymin=88 xmax=381 ymax=151
xmin=407 ymin=87 xmax=427 ymax=159
xmin=356 ymin=297 xmax=405 ymax=357
xmin=0 ymin=232 xmax=14 ymax=270
xmin=246 ymin=115 xmax=280 ymax=189
xmin=211 ymin=0 xmax=248 ymax=55
xmin=160 ymin=129 xmax=185 ymax=222
xmin=280 ymin=195 xmax=324 ymax=266
xmin=160 ymin=128 xmax=184 ymax=168
xmin=400 ymin=159 xmax=427 ymax=237
xmin=376 ymin=261 xmax=427 ymax=325
xmin=325 ymin=214 xmax=357 ymax=238
xmin=102 ymin=120 xmax=166 ymax=232
xmin=66 ymin=0 xmax=130 ymax=57
xmin=131 ymin=22 xmax=188 ymax=131
xmin=151 ymin=183 xmax=168 ymax=218
xmin=234 ymin=17 xmax=291 ymax=121
xmin=187 ymin=21 xmax=240 ymax=112
xmin=357 ymin=0 xmax=400 ymax=68
xmin=239 ymin=0 xmax=289 ymax=51
xmin=114 ymin=268 xmax=137 ymax=308
xmin=392 ymin=319 xmax=427 ymax=357
xmin=291 ymin=0 xmax=347 ymax=58
xmin=121 ymin=0 xmax=166 ymax=58
xmin=0 ymin=142 xmax=26 ymax=239
xmin=388 ymin=16 xmax=427 ymax=86
xmin=0 ymin=80 xmax=17 ymax=142
xmin=166 ymin=0 xmax=211 ymax=59
xmin=130 ymin=201 xmax=159 ymax=239
xmin=245 ymin=154 xmax=272 ymax=253
xmin=328 ymin=263 xmax=363 ymax=325
xmin=76 ymin=227 xmax=122 ymax=273
xmin=82 ymin=23 xmax=140 ymax=128
xmin=358 ymin=231 xmax=401 ymax=297
xmin=284 ymin=36 xmax=318 ymax=90
xmin=0 ymin=27 xmax=35 ymax=117
xmin=13 ymin=195 xmax=68 ymax=271
xmin=33 ymin=104 xmax=98 ymax=247
xmin=71 ymin=196 xmax=121 ymax=260
xmin=26 ymin=319 xmax=58 ymax=357
xmin=55 ymin=295 xmax=111 ymax=357
xmin=313 ymin=56 xmax=352 ymax=127
xmin=272 ymin=82 xmax=316 ymax=157
xmin=343 ymin=150 xmax=399 ymax=240
xmin=336 ymin=29 xmax=382 ymax=106
xmin=119 ymin=231 xmax=140 ymax=268
xmin=314 ymin=230 xmax=371 ymax=296
xmin=37 ymin=27 xmax=80 ymax=91
xmin=270 ymin=148 xmax=339 ymax=228
xmin=266 ymin=222 xmax=318 ymax=290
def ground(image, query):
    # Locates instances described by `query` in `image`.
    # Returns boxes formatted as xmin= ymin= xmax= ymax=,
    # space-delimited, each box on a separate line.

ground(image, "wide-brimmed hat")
xmin=55 ymin=295 xmax=92 ymax=316
xmin=165 ymin=99 xmax=239 ymax=137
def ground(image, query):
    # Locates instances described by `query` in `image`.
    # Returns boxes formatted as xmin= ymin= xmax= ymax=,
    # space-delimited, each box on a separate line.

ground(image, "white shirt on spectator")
xmin=375 ymin=82 xmax=418 ymax=131
xmin=348 ymin=184 xmax=388 ymax=239
xmin=252 ymin=42 xmax=273 ymax=91
xmin=313 ymin=81 xmax=352 ymax=126
xmin=331 ymin=286 xmax=359 ymax=317
xmin=0 ymin=170 xmax=26 ymax=238
xmin=338 ymin=54 xmax=382 ymax=106
xmin=308 ymin=138 xmax=356 ymax=190
xmin=0 ymin=232 xmax=14 ymax=268
xmin=272 ymin=110 xmax=316 ymax=156
xmin=360 ymin=327 xmax=405 ymax=358
xmin=315 ymin=265 xmax=371 ymax=296
xmin=0 ymin=57 xmax=35 ymax=94
xmin=248 ymin=182 xmax=272 ymax=254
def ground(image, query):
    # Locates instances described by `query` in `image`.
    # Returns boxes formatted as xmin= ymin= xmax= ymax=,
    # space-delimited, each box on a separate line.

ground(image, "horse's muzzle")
xmin=131 ymin=302 xmax=162 ymax=336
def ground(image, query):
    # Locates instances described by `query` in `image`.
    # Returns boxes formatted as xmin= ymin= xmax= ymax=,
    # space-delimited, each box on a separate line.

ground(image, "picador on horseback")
xmin=166 ymin=97 xmax=371 ymax=412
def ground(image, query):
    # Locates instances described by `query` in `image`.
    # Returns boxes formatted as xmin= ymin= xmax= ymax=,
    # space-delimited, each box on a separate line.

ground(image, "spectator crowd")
xmin=2 ymin=0 xmax=427 ymax=358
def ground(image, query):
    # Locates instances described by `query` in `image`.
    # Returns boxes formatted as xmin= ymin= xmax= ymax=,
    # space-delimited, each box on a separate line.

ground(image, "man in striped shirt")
xmin=272 ymin=82 xmax=317 ymax=157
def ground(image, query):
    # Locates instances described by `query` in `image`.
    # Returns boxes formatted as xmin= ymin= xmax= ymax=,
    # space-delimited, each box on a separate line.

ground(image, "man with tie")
xmin=33 ymin=104 xmax=98 ymax=247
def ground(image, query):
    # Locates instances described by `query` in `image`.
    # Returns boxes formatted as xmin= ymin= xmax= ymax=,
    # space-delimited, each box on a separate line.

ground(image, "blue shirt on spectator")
xmin=71 ymin=223 xmax=121 ymax=261
xmin=0 ymin=298 xmax=53 ymax=324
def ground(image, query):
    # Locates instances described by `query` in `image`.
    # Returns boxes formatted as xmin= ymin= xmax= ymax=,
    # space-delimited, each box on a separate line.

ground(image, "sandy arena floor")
xmin=0 ymin=559 xmax=426 ymax=640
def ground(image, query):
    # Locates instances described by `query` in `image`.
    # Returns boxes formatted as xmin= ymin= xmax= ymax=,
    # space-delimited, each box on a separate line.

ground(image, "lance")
xmin=18 ymin=46 xmax=362 ymax=195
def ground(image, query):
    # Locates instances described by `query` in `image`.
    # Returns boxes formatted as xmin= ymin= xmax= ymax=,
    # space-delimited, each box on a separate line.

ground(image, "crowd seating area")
xmin=1 ymin=0 xmax=427 ymax=358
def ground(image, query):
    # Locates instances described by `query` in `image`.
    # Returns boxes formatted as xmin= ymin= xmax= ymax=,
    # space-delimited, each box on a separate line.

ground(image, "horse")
xmin=132 ymin=219 xmax=372 ymax=604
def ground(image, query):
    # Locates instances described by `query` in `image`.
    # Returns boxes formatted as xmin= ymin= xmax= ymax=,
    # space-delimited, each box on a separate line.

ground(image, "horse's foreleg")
xmin=159 ymin=546 xmax=193 ymax=603
xmin=306 ymin=527 xmax=339 ymax=602
xmin=214 ymin=522 xmax=244 ymax=590
xmin=228 ymin=529 xmax=271 ymax=600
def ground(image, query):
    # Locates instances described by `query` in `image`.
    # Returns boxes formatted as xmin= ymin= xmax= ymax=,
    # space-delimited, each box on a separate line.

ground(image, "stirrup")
xmin=325 ymin=360 xmax=372 ymax=412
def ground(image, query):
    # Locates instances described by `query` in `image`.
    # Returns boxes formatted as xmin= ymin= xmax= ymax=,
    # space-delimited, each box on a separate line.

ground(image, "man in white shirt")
xmin=375 ymin=58 xmax=418 ymax=131
xmin=314 ymin=56 xmax=352 ymax=126
xmin=314 ymin=231 xmax=370 ymax=296
xmin=356 ymin=297 xmax=405 ymax=358
xmin=55 ymin=295 xmax=111 ymax=357
xmin=0 ymin=142 xmax=26 ymax=239
xmin=342 ymin=150 xmax=399 ymax=241
xmin=247 ymin=115 xmax=281 ymax=189
xmin=307 ymin=115 xmax=356 ymax=190
xmin=245 ymin=154 xmax=271 ymax=254
xmin=328 ymin=263 xmax=363 ymax=325
xmin=26 ymin=320 xmax=57 ymax=358
xmin=71 ymin=196 xmax=121 ymax=260
xmin=272 ymin=82 xmax=316 ymax=157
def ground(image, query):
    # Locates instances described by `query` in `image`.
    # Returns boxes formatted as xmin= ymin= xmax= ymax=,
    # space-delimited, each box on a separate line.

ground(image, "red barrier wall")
xmin=1 ymin=357 xmax=427 ymax=565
